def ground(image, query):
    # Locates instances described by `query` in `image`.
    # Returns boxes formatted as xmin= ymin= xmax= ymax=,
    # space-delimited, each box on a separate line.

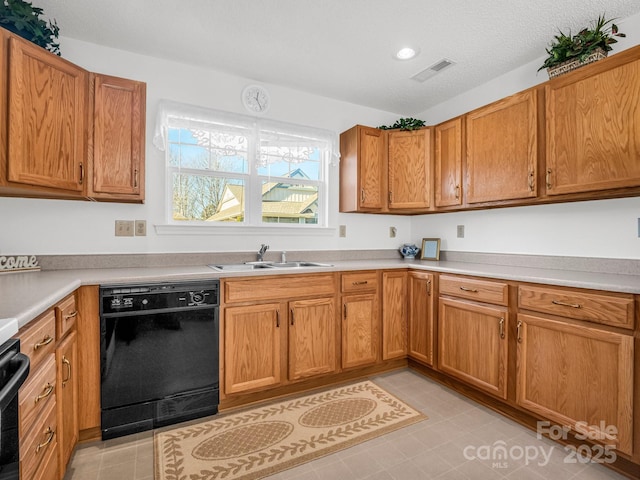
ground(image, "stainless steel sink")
xmin=208 ymin=263 xmax=274 ymax=271
xmin=208 ymin=261 xmax=333 ymax=271
xmin=269 ymin=261 xmax=333 ymax=268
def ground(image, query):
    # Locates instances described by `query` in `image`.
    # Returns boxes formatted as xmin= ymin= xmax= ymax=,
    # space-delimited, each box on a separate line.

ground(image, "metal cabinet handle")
xmin=528 ymin=171 xmax=535 ymax=192
xmin=35 ymin=427 xmax=55 ymax=454
xmin=35 ymin=383 xmax=54 ymax=404
xmin=516 ymin=320 xmax=523 ymax=343
xmin=546 ymin=168 xmax=552 ymax=189
xmin=276 ymin=310 xmax=280 ymax=328
xmin=64 ymin=311 xmax=78 ymax=321
xmin=551 ymin=300 xmax=582 ymax=309
xmin=426 ymin=279 xmax=432 ymax=296
xmin=290 ymin=309 xmax=295 ymax=326
xmin=499 ymin=318 xmax=505 ymax=339
xmin=134 ymin=168 xmax=139 ymax=188
xmin=352 ymin=280 xmax=368 ymax=286
xmin=79 ymin=163 xmax=84 ymax=185
xmin=343 ymin=304 xmax=347 ymax=318
xmin=62 ymin=356 xmax=72 ymax=387
xmin=360 ymin=189 xmax=365 ymax=203
xmin=34 ymin=335 xmax=53 ymax=350
xmin=388 ymin=191 xmax=393 ymax=203
xmin=459 ymin=286 xmax=479 ymax=293
xmin=455 ymin=185 xmax=460 ymax=199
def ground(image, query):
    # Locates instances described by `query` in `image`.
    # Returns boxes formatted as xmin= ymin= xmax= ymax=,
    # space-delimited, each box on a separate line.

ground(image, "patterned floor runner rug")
xmin=154 ymin=380 xmax=427 ymax=480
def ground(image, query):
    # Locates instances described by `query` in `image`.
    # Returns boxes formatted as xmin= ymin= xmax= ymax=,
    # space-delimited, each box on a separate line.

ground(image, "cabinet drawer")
xmin=224 ymin=273 xmax=335 ymax=303
xmin=20 ymin=396 xmax=57 ymax=480
xmin=341 ymin=271 xmax=378 ymax=293
xmin=518 ymin=285 xmax=634 ymax=329
xmin=32 ymin=434 xmax=59 ymax=480
xmin=55 ymin=294 xmax=77 ymax=340
xmin=19 ymin=354 xmax=56 ymax=435
xmin=440 ymin=275 xmax=508 ymax=306
xmin=20 ymin=310 xmax=56 ymax=370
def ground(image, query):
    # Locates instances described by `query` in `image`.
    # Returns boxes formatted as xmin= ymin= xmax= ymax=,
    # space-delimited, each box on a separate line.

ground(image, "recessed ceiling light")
xmin=395 ymin=47 xmax=417 ymax=60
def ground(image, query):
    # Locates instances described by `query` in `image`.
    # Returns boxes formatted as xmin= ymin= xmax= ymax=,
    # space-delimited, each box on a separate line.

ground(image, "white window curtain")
xmin=153 ymin=100 xmax=340 ymax=166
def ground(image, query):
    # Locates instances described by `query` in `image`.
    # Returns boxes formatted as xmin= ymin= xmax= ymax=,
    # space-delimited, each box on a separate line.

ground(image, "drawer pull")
xmin=34 ymin=335 xmax=53 ymax=350
xmin=35 ymin=427 xmax=55 ymax=454
xmin=64 ymin=311 xmax=78 ymax=320
xmin=516 ymin=321 xmax=523 ymax=343
xmin=499 ymin=317 xmax=505 ymax=339
xmin=352 ymin=280 xmax=368 ymax=286
xmin=551 ymin=300 xmax=582 ymax=309
xmin=62 ymin=356 xmax=72 ymax=387
xmin=459 ymin=286 xmax=479 ymax=293
xmin=35 ymin=383 xmax=54 ymax=403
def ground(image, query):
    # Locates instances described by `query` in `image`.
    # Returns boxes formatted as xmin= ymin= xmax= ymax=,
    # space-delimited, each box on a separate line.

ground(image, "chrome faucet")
xmin=257 ymin=244 xmax=269 ymax=262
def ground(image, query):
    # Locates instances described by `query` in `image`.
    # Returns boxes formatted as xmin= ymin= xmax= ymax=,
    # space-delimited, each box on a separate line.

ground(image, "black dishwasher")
xmin=100 ymin=280 xmax=219 ymax=439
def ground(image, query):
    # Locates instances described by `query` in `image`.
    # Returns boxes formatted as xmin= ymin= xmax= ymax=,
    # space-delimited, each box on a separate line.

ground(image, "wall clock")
xmin=242 ymin=84 xmax=270 ymax=113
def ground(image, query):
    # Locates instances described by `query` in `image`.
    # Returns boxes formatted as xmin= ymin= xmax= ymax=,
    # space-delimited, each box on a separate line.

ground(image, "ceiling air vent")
xmin=410 ymin=58 xmax=455 ymax=82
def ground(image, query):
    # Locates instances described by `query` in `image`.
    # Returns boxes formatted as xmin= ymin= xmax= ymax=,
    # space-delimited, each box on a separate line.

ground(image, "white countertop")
xmin=1 ymin=259 xmax=639 ymax=344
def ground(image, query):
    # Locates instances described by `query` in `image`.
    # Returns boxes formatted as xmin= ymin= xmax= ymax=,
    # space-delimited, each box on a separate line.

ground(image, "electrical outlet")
xmin=135 ymin=220 xmax=147 ymax=236
xmin=115 ymin=220 xmax=134 ymax=237
xmin=457 ymin=225 xmax=465 ymax=238
xmin=638 ymin=218 xmax=640 ymax=238
xmin=339 ymin=225 xmax=347 ymax=237
xmin=389 ymin=226 xmax=397 ymax=238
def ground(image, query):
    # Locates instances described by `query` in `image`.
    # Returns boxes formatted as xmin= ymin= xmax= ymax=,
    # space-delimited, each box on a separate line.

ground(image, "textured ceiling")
xmin=34 ymin=0 xmax=640 ymax=114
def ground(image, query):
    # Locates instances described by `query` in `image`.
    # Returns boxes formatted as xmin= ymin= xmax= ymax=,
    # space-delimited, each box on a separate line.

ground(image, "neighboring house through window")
xmin=153 ymin=101 xmax=338 ymax=228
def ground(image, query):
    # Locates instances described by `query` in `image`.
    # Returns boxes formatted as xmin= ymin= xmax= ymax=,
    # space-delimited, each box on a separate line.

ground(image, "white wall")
xmin=411 ymin=12 xmax=640 ymax=260
xmin=0 ymin=38 xmax=411 ymax=255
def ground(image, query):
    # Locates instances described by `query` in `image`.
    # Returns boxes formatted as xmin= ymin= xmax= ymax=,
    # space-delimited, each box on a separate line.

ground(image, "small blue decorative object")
xmin=399 ymin=243 xmax=420 ymax=259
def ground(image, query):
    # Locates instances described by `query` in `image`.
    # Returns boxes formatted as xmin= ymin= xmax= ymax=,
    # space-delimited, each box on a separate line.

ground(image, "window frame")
xmin=156 ymin=103 xmax=336 ymax=229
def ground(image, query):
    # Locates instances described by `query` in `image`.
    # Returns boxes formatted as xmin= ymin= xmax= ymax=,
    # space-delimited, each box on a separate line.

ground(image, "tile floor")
xmin=64 ymin=369 xmax=630 ymax=480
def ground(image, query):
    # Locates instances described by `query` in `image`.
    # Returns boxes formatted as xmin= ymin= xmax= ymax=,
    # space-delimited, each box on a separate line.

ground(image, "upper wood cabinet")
xmin=545 ymin=50 xmax=640 ymax=196
xmin=3 ymin=32 xmax=88 ymax=196
xmin=0 ymin=27 xmax=146 ymax=203
xmin=434 ymin=118 xmax=463 ymax=208
xmin=339 ymin=125 xmax=385 ymax=212
xmin=387 ymin=128 xmax=431 ymax=210
xmin=88 ymin=73 xmax=146 ymax=202
xmin=466 ymin=89 xmax=538 ymax=204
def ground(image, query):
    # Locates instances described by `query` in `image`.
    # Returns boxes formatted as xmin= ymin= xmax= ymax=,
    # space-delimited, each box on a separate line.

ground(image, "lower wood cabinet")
xmin=438 ymin=297 xmax=509 ymax=399
xmin=56 ymin=331 xmax=78 ymax=474
xmin=516 ymin=313 xmax=634 ymax=455
xmin=288 ymin=298 xmax=337 ymax=381
xmin=341 ymin=293 xmax=379 ymax=369
xmin=407 ymin=271 xmax=435 ymax=366
xmin=224 ymin=303 xmax=283 ymax=395
xmin=382 ymin=271 xmax=407 ymax=360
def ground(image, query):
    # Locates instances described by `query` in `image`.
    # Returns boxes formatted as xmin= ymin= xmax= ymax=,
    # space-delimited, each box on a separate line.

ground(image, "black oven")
xmin=0 ymin=339 xmax=29 ymax=480
xmin=99 ymin=281 xmax=219 ymax=439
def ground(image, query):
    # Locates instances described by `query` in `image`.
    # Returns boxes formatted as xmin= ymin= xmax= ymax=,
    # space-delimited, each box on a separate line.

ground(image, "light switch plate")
xmin=339 ymin=225 xmax=347 ymax=237
xmin=115 ymin=220 xmax=134 ymax=237
xmin=457 ymin=225 xmax=465 ymax=238
xmin=389 ymin=226 xmax=397 ymax=238
xmin=135 ymin=220 xmax=147 ymax=236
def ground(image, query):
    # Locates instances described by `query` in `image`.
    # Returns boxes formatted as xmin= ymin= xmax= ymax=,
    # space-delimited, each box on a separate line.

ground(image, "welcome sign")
xmin=0 ymin=256 xmax=40 ymax=274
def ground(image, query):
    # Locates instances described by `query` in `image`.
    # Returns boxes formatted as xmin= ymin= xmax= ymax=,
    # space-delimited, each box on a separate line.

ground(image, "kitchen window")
xmin=154 ymin=101 xmax=338 ymax=228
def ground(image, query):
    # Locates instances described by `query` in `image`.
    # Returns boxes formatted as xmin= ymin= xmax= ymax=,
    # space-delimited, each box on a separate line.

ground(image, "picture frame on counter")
xmin=420 ymin=238 xmax=441 ymax=261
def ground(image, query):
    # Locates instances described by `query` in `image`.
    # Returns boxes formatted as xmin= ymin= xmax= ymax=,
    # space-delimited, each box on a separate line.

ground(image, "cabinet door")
xmin=438 ymin=298 xmax=509 ymax=398
xmin=56 ymin=331 xmax=78 ymax=473
xmin=359 ymin=126 xmax=385 ymax=209
xmin=516 ymin=314 xmax=634 ymax=454
xmin=435 ymin=118 xmax=463 ymax=207
xmin=546 ymin=56 xmax=640 ymax=195
xmin=224 ymin=303 xmax=283 ymax=394
xmin=408 ymin=272 xmax=435 ymax=366
xmin=90 ymin=73 xmax=146 ymax=201
xmin=342 ymin=294 xmax=379 ymax=369
xmin=382 ymin=271 xmax=407 ymax=360
xmin=288 ymin=298 xmax=337 ymax=381
xmin=466 ymin=90 xmax=537 ymax=203
xmin=388 ymin=129 xmax=430 ymax=209
xmin=7 ymin=36 xmax=87 ymax=192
